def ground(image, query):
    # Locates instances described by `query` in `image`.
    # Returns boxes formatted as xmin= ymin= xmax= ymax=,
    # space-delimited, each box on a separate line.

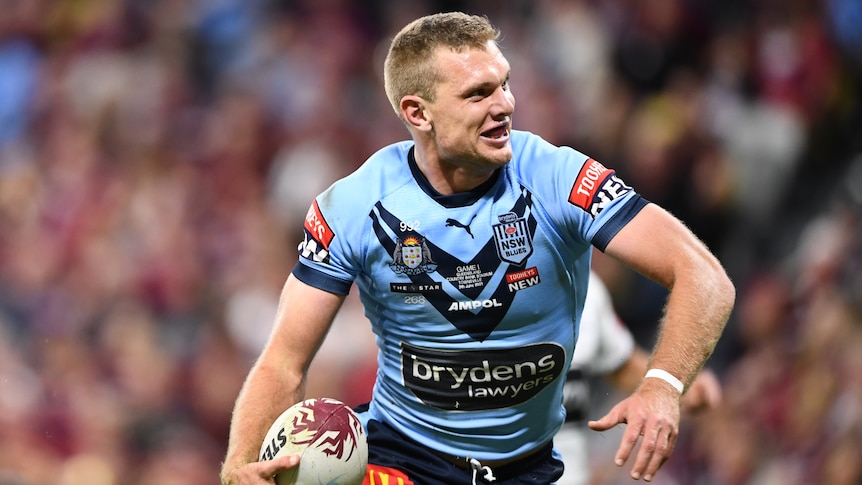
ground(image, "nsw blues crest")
xmin=493 ymin=212 xmax=533 ymax=265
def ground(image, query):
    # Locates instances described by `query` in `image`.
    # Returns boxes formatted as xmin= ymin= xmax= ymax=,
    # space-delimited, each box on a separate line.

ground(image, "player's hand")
xmin=221 ymin=455 xmax=300 ymax=485
xmin=587 ymin=379 xmax=681 ymax=482
xmin=681 ymin=369 xmax=722 ymax=414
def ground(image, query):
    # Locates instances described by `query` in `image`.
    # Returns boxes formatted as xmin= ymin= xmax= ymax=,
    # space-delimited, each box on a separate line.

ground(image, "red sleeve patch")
xmin=304 ymin=200 xmax=334 ymax=249
xmin=568 ymin=158 xmax=613 ymax=210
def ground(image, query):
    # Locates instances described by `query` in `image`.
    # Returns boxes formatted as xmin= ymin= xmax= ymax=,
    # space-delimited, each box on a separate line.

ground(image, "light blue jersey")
xmin=294 ymin=130 xmax=646 ymax=461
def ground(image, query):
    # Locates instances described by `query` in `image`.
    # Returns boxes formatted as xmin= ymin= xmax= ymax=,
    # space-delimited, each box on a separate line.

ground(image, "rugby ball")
xmin=259 ymin=398 xmax=368 ymax=485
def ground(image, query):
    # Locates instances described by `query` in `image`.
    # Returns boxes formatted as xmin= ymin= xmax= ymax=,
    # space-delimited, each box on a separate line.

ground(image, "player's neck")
xmin=413 ymin=148 xmax=496 ymax=195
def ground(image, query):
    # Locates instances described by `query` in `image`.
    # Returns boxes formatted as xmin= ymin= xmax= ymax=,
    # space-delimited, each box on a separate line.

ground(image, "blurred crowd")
xmin=0 ymin=0 xmax=860 ymax=484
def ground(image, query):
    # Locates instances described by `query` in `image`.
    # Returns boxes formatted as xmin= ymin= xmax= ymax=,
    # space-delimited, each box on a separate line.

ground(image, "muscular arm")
xmin=603 ymin=203 xmax=734 ymax=392
xmin=589 ymin=203 xmax=734 ymax=481
xmin=221 ymin=274 xmax=346 ymax=484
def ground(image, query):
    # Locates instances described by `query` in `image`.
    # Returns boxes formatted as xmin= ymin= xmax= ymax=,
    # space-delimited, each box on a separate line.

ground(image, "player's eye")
xmin=468 ymin=88 xmax=489 ymax=99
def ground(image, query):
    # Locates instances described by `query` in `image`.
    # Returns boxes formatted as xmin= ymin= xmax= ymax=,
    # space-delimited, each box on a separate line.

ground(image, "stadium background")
xmin=0 ymin=0 xmax=860 ymax=483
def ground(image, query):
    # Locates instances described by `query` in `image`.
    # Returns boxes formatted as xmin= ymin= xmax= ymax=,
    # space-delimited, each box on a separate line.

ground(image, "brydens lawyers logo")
xmin=401 ymin=341 xmax=565 ymax=411
xmin=568 ymin=159 xmax=632 ymax=217
xmin=298 ymin=200 xmax=334 ymax=263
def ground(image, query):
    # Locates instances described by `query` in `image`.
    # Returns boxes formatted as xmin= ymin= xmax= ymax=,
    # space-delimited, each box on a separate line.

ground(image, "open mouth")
xmin=481 ymin=125 xmax=509 ymax=140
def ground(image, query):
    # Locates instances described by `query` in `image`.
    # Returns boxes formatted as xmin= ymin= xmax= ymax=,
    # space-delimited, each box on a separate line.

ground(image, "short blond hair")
xmin=383 ymin=12 xmax=500 ymax=118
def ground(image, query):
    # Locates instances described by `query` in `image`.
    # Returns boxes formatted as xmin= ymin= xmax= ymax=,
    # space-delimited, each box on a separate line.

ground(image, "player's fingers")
xmin=640 ymin=426 xmax=674 ymax=482
xmin=613 ymin=417 xmax=644 ymax=468
xmin=627 ymin=422 xmax=658 ymax=480
xmin=587 ymin=415 xmax=617 ymax=431
xmin=222 ymin=456 xmax=300 ymax=485
xmin=636 ymin=418 xmax=679 ymax=482
xmin=258 ymin=454 xmax=300 ymax=477
xmin=587 ymin=403 xmax=625 ymax=432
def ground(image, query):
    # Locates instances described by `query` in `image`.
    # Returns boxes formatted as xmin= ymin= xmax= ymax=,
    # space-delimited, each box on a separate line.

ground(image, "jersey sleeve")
xmin=292 ymin=195 xmax=360 ymax=296
xmin=510 ymin=131 xmax=648 ymax=251
xmin=567 ymin=157 xmax=648 ymax=250
xmin=291 ymin=140 xmax=414 ymax=296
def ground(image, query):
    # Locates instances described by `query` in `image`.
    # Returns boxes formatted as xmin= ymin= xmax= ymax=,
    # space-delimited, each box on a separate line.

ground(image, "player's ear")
xmin=401 ymin=95 xmax=431 ymax=132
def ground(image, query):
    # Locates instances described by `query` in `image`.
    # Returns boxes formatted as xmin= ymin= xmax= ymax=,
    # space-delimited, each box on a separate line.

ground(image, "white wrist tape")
xmin=645 ymin=369 xmax=684 ymax=394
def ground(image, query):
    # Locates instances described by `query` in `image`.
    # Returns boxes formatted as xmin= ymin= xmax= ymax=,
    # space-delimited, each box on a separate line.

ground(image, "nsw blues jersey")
xmin=294 ymin=130 xmax=647 ymax=460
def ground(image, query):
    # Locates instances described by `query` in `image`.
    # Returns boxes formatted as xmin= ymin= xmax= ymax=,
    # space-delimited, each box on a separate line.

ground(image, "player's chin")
xmin=478 ymin=139 xmax=512 ymax=163
xmin=483 ymin=147 xmax=513 ymax=167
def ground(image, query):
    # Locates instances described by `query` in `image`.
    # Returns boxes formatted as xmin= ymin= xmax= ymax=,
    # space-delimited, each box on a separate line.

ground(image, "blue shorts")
xmin=360 ymin=416 xmax=564 ymax=485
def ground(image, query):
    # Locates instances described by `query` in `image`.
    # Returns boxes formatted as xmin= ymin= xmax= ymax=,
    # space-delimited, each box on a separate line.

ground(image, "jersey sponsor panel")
xmin=446 ymin=298 xmax=502 ymax=311
xmin=298 ymin=230 xmax=331 ymax=263
xmin=390 ymin=282 xmax=442 ymax=293
xmin=401 ymin=342 xmax=565 ymax=411
xmin=505 ymin=267 xmax=541 ymax=292
xmin=304 ymin=200 xmax=334 ymax=247
xmin=299 ymin=200 xmax=335 ymax=263
xmin=568 ymin=159 xmax=633 ymax=217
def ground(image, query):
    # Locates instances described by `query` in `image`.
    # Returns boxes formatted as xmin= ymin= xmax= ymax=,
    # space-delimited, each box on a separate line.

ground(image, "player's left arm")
xmin=588 ymin=202 xmax=735 ymax=482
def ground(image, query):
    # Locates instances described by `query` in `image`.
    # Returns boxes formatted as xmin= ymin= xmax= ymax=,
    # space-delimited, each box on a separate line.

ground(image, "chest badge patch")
xmin=492 ymin=212 xmax=533 ymax=266
xmin=390 ymin=236 xmax=438 ymax=275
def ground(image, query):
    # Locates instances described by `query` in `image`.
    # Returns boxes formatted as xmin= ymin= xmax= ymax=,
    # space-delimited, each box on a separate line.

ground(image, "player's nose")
xmin=490 ymin=87 xmax=515 ymax=118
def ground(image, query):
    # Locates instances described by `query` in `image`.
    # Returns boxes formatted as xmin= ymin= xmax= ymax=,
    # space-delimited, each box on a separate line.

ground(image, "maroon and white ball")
xmin=259 ymin=398 xmax=368 ymax=485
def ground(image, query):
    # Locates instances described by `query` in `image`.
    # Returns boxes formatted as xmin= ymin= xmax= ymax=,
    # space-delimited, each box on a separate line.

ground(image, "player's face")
xmin=425 ymin=41 xmax=514 ymax=171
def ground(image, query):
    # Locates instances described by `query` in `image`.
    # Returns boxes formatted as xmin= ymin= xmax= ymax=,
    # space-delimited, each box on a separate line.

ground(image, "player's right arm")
xmin=588 ymin=203 xmax=734 ymax=481
xmin=220 ymin=274 xmax=346 ymax=485
xmin=591 ymin=269 xmax=723 ymax=414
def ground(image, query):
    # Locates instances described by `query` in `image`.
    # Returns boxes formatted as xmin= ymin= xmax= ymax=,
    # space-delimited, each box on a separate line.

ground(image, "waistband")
xmin=430 ymin=441 xmax=554 ymax=478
